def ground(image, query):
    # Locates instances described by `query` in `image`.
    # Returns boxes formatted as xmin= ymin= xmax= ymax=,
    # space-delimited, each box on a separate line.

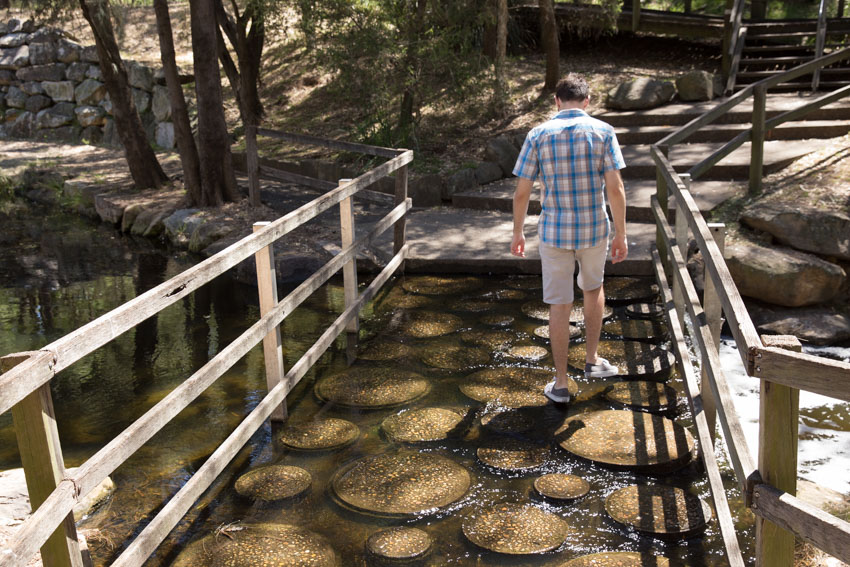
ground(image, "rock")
xmin=164 ymin=209 xmax=205 ymax=247
xmin=19 ymin=81 xmax=44 ymax=95
xmin=5 ymin=108 xmax=22 ymax=123
xmin=676 ymin=70 xmax=715 ymax=102
xmin=26 ymin=28 xmax=63 ymax=44
xmin=100 ymin=94 xmax=112 ymax=115
xmin=85 ymin=64 xmax=102 ymax=80
xmin=75 ymin=105 xmax=106 ymax=127
xmin=28 ymin=41 xmax=57 ymax=66
xmin=189 ymin=222 xmax=233 ymax=253
xmin=24 ymin=94 xmax=52 ymax=113
xmin=35 ymin=102 xmax=75 ymax=129
xmin=0 ymin=69 xmax=13 ymax=85
xmin=606 ymin=77 xmax=676 ymax=110
xmin=63 ymin=180 xmax=100 ymax=215
xmin=131 ymin=205 xmax=175 ymax=237
xmin=408 ymin=174 xmax=444 ymax=207
xmin=750 ymin=306 xmax=850 ymax=346
xmin=741 ymin=202 xmax=850 ymax=261
xmin=80 ymin=45 xmax=98 ymax=63
xmin=65 ymin=61 xmax=87 ymax=82
xmin=41 ymin=80 xmax=75 ymax=102
xmin=512 ymin=130 xmax=529 ymax=150
xmin=103 ymin=118 xmax=120 ymax=147
xmin=0 ymin=45 xmax=28 ymax=69
xmin=154 ymin=65 xmax=194 ymax=85
xmin=121 ymin=202 xmax=145 ymax=232
xmin=36 ymin=124 xmax=79 ymax=142
xmin=26 ymin=186 xmax=60 ymax=205
xmin=475 ymin=161 xmax=504 ymax=185
xmin=152 ymin=85 xmax=170 ymax=121
xmin=8 ymin=111 xmax=33 ymax=138
xmin=713 ymin=74 xmax=725 ymax=98
xmin=0 ymin=32 xmax=27 ymax=48
xmin=445 ymin=168 xmax=477 ymax=200
xmin=132 ymin=87 xmax=150 ymax=113
xmin=16 ymin=63 xmax=66 ymax=82
xmin=484 ymin=135 xmax=520 ymax=176
xmin=155 ymin=121 xmax=175 ymax=148
xmin=55 ymin=39 xmax=80 ymax=63
xmin=5 ymin=85 xmax=26 ymax=108
xmin=80 ymin=124 xmax=103 ymax=144
xmin=75 ymin=78 xmax=106 ymax=105
xmin=127 ymin=61 xmax=152 ymax=91
xmin=6 ymin=19 xmax=23 ymax=33
xmin=94 ymin=192 xmax=126 ymax=224
xmin=726 ymin=241 xmax=846 ymax=307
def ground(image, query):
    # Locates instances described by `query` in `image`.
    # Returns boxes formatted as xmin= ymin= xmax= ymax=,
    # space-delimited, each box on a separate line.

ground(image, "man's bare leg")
xmin=549 ymin=302 xmax=573 ymax=389
xmin=582 ymin=284 xmax=605 ymax=365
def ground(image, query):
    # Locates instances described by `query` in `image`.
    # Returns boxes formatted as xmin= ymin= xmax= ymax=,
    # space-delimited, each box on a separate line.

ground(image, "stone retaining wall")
xmin=0 ymin=18 xmax=188 ymax=149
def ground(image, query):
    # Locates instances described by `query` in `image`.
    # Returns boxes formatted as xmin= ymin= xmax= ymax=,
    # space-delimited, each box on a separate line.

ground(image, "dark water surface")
xmin=1 ymin=206 xmax=757 ymax=566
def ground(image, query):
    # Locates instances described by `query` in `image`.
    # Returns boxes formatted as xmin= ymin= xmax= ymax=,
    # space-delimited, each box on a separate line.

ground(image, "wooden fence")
xmin=652 ymin=54 xmax=850 ymax=567
xmin=0 ymin=133 xmax=412 ymax=567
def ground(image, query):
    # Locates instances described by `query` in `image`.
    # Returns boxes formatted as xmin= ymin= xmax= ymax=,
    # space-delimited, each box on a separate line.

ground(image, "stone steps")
xmin=615 ymin=119 xmax=850 ymax=145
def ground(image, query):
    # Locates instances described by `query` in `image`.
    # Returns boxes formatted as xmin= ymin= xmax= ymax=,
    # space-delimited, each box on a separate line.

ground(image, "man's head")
xmin=555 ymin=74 xmax=590 ymax=110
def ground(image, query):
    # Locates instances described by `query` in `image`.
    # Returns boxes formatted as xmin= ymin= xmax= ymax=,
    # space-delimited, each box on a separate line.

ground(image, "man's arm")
xmin=604 ymin=168 xmax=628 ymax=264
xmin=511 ymin=177 xmax=534 ymax=257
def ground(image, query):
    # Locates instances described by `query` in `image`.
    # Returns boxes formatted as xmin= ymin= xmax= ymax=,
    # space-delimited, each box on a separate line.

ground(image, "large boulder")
xmin=164 ymin=209 xmax=206 ymax=247
xmin=28 ymin=41 xmax=57 ymax=66
xmin=5 ymin=85 xmax=26 ymax=108
xmin=676 ymin=70 xmax=715 ymax=102
xmin=75 ymin=78 xmax=106 ymax=105
xmin=444 ymin=168 xmax=477 ymax=200
xmin=65 ymin=61 xmax=88 ymax=82
xmin=750 ymin=306 xmax=850 ymax=346
xmin=484 ymin=135 xmax=520 ymax=176
xmin=606 ymin=77 xmax=676 ymax=110
xmin=0 ymin=45 xmax=28 ymax=69
xmin=80 ymin=45 xmax=98 ymax=63
xmin=35 ymin=103 xmax=75 ymax=129
xmin=16 ymin=63 xmax=66 ymax=82
xmin=8 ymin=110 xmax=34 ymax=137
xmin=152 ymin=85 xmax=170 ymax=121
xmin=741 ymin=202 xmax=850 ymax=261
xmin=127 ymin=61 xmax=152 ymax=91
xmin=41 ymin=80 xmax=75 ymax=102
xmin=24 ymin=94 xmax=52 ymax=113
xmin=75 ymin=105 xmax=106 ymax=127
xmin=408 ymin=173 xmax=444 ymax=207
xmin=155 ymin=121 xmax=175 ymax=148
xmin=726 ymin=241 xmax=846 ymax=307
xmin=55 ymin=39 xmax=80 ymax=64
xmin=475 ymin=161 xmax=504 ymax=185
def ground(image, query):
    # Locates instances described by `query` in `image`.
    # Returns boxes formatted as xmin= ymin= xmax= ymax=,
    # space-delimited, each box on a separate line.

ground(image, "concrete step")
xmin=745 ymin=19 xmax=850 ymax=34
xmin=615 ymin=119 xmax=850 ymax=145
xmin=737 ymin=68 xmax=850 ymax=81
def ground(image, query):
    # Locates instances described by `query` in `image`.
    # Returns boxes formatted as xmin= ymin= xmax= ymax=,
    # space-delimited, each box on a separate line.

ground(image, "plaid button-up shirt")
xmin=513 ymin=109 xmax=626 ymax=249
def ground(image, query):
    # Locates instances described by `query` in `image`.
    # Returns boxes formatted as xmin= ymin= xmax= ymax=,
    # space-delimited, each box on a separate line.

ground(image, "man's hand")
xmin=511 ymin=232 xmax=526 ymax=257
xmin=611 ymin=233 xmax=628 ymax=264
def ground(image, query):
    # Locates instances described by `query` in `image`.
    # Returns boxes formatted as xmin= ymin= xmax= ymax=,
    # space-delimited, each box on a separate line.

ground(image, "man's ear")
xmin=582 ymin=97 xmax=589 ymax=109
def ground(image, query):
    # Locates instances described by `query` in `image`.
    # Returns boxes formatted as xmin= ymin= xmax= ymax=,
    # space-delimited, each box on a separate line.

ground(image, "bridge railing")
xmin=0 ymin=134 xmax=412 ymax=567
xmin=652 ymin=59 xmax=850 ymax=566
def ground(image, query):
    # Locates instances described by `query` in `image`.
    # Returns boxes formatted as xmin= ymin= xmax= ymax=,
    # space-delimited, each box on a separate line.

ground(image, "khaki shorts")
xmin=539 ymin=240 xmax=609 ymax=304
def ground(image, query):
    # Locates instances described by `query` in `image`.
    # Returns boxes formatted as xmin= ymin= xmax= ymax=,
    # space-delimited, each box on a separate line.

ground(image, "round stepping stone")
xmin=626 ymin=302 xmax=664 ymax=320
xmin=331 ymin=452 xmax=471 ymax=517
xmin=480 ymin=313 xmax=515 ymax=327
xmin=420 ymin=344 xmax=490 ymax=370
xmin=488 ymin=288 xmax=527 ymax=301
xmin=568 ymin=341 xmax=676 ymax=380
xmin=533 ymin=324 xmax=582 ymax=341
xmin=172 ymin=523 xmax=337 ymax=567
xmin=480 ymin=409 xmax=535 ymax=434
xmin=533 ymin=473 xmax=590 ymax=501
xmin=450 ymin=298 xmax=494 ymax=312
xmin=562 ymin=551 xmax=671 ymax=567
xmin=506 ymin=345 xmax=549 ymax=362
xmin=555 ymin=410 xmax=695 ymax=474
xmin=522 ymin=301 xmax=613 ymax=323
xmin=461 ymin=367 xmax=577 ymax=408
xmin=462 ymin=503 xmax=567 ymax=554
xmin=570 ymin=304 xmax=614 ymax=324
xmin=605 ymin=381 xmax=678 ymax=413
xmin=459 ymin=330 xmax=514 ymax=351
xmin=605 ymin=277 xmax=659 ymax=304
xmin=234 ymin=465 xmax=311 ymax=501
xmin=315 ymin=368 xmax=430 ymax=409
xmin=477 ymin=438 xmax=549 ymax=471
xmin=382 ymin=407 xmax=467 ymax=442
xmin=401 ymin=311 xmax=463 ymax=338
xmin=605 ymin=484 xmax=712 ymax=539
xmin=392 ymin=294 xmax=434 ymax=309
xmin=358 ymin=339 xmax=413 ymax=361
xmin=603 ymin=319 xmax=668 ymax=342
xmin=401 ymin=275 xmax=482 ymax=295
xmin=504 ymin=277 xmax=543 ymax=290
xmin=278 ymin=418 xmax=360 ymax=451
xmin=366 ymin=527 xmax=432 ymax=562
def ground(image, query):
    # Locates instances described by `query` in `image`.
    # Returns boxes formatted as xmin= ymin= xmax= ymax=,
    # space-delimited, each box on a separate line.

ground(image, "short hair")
xmin=555 ymin=74 xmax=589 ymax=103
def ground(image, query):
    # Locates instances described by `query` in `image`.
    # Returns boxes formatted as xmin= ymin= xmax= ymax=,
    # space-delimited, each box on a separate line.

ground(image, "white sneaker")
xmin=585 ymin=357 xmax=619 ymax=378
xmin=544 ymin=380 xmax=572 ymax=404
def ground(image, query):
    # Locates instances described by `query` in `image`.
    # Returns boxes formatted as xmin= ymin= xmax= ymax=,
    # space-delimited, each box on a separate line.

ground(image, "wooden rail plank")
xmin=0 ymin=352 xmax=55 ymax=426
xmin=752 ymin=347 xmax=850 ymax=402
xmin=753 ymin=483 xmax=850 ymax=565
xmin=657 ymin=85 xmax=754 ymax=146
xmin=688 ymin=128 xmax=751 ymax=180
xmin=726 ymin=26 xmax=748 ymax=93
xmin=652 ymin=249 xmax=747 ymax=567
xmin=0 ymin=150 xmax=413 ymax=417
xmin=111 ymin=245 xmax=409 ymax=567
xmin=256 ymin=164 xmax=395 ymax=206
xmin=760 ymin=47 xmax=850 ymax=89
xmin=256 ymin=128 xmax=402 ymax=159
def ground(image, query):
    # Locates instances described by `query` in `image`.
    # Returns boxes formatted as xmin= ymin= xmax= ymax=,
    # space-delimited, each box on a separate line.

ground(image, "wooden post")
xmin=246 ymin=124 xmax=261 ymax=208
xmin=394 ymin=164 xmax=408 ymax=272
xmin=3 ymin=353 xmax=85 ymax=567
xmin=701 ymin=223 xmax=726 ymax=447
xmin=252 ymin=223 xmax=286 ymax=422
xmin=749 ymin=84 xmax=767 ymax=196
xmin=755 ymin=334 xmax=802 ymax=567
xmin=721 ymin=2 xmax=734 ymax=83
xmin=631 ymin=0 xmax=641 ymax=31
xmin=671 ymin=174 xmax=690 ymax=332
xmin=655 ymin=145 xmax=671 ymax=275
xmin=339 ymin=179 xmax=359 ymax=334
xmin=812 ymin=0 xmax=828 ymax=91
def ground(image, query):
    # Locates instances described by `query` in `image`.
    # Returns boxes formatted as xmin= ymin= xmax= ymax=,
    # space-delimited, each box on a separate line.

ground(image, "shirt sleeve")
xmin=603 ymin=130 xmax=626 ymax=172
xmin=512 ymin=133 xmax=539 ymax=180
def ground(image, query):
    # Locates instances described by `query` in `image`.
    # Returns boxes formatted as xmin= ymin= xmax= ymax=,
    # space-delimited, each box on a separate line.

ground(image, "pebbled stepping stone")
xmin=602 ymin=319 xmax=668 ymax=342
xmin=366 ymin=527 xmax=432 ymax=562
xmin=234 ymin=465 xmax=311 ymax=502
xmin=278 ymin=418 xmax=360 ymax=451
xmin=316 ymin=368 xmax=430 ymax=409
xmin=534 ymin=473 xmax=590 ymax=501
xmin=568 ymin=340 xmax=676 ymax=380
xmin=626 ymin=302 xmax=664 ymax=320
xmin=605 ymin=381 xmax=678 ymax=413
xmin=382 ymin=407 xmax=467 ymax=442
xmin=450 ymin=298 xmax=494 ymax=312
xmin=562 ymin=551 xmax=671 ymax=567
xmin=420 ymin=344 xmax=490 ymax=370
xmin=480 ymin=408 xmax=535 ymax=434
xmin=358 ymin=339 xmax=413 ymax=361
xmin=459 ymin=329 xmax=515 ymax=351
xmin=605 ymin=484 xmax=712 ymax=539
xmin=462 ymin=503 xmax=568 ymax=554
xmin=477 ymin=437 xmax=549 ymax=471
xmin=605 ymin=277 xmax=659 ymax=304
xmin=461 ymin=367 xmax=577 ymax=408
xmin=555 ymin=410 xmax=695 ymax=474
xmin=522 ymin=300 xmax=613 ymax=323
xmin=506 ymin=345 xmax=549 ymax=362
xmin=401 ymin=275 xmax=482 ymax=295
xmin=480 ymin=313 xmax=515 ymax=327
xmin=533 ymin=324 xmax=582 ymax=341
xmin=485 ymin=288 xmax=528 ymax=301
xmin=401 ymin=311 xmax=463 ymax=338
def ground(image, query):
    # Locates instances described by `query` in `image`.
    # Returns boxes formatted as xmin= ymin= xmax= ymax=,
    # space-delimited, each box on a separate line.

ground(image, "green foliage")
xmin=0 ymin=175 xmax=15 ymax=202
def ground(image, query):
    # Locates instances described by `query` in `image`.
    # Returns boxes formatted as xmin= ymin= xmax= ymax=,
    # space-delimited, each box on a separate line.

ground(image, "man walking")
xmin=510 ymin=74 xmax=628 ymax=404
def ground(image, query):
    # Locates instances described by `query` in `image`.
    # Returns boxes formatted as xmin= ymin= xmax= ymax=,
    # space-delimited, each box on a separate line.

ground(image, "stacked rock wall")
xmin=0 ymin=18 xmax=181 ymax=149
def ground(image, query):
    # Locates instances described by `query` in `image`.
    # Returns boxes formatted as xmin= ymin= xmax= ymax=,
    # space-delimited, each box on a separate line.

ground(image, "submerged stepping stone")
xmin=504 ymin=277 xmax=543 ymax=290
xmin=461 ymin=367 xmax=576 ymax=408
xmin=401 ymin=311 xmax=463 ymax=338
xmin=626 ymin=302 xmax=664 ymax=320
xmin=392 ymin=294 xmax=434 ymax=310
xmin=331 ymin=452 xmax=471 ymax=517
xmin=555 ymin=410 xmax=695 ymax=474
xmin=605 ymin=484 xmax=712 ymax=539
xmin=366 ymin=527 xmax=432 ymax=562
xmin=459 ymin=329 xmax=514 ymax=351
xmin=480 ymin=313 xmax=515 ymax=327
xmin=450 ymin=298 xmax=494 ymax=312
xmin=462 ymin=503 xmax=568 ymax=554
xmin=603 ymin=319 xmax=668 ymax=342
xmin=480 ymin=409 xmax=535 ymax=434
xmin=570 ymin=304 xmax=614 ymax=324
xmin=316 ymin=368 xmax=430 ymax=409
xmin=234 ymin=465 xmax=312 ymax=501
xmin=562 ymin=551 xmax=671 ymax=567
xmin=401 ymin=275 xmax=482 ymax=295
xmin=605 ymin=381 xmax=678 ymax=413
xmin=382 ymin=407 xmax=467 ymax=442
xmin=506 ymin=345 xmax=549 ymax=362
xmin=522 ymin=301 xmax=613 ymax=323
xmin=420 ymin=344 xmax=490 ymax=370
xmin=534 ymin=473 xmax=590 ymax=501
xmin=172 ymin=523 xmax=338 ymax=567
xmin=533 ymin=324 xmax=582 ymax=341
xmin=486 ymin=288 xmax=528 ymax=301
xmin=568 ymin=341 xmax=676 ymax=380
xmin=278 ymin=418 xmax=360 ymax=451
xmin=477 ymin=437 xmax=549 ymax=471
xmin=605 ymin=277 xmax=659 ymax=304
xmin=358 ymin=339 xmax=414 ymax=361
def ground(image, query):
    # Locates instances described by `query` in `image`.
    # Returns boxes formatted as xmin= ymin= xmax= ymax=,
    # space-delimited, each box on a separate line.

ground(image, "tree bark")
xmin=492 ymin=0 xmax=509 ymax=115
xmin=153 ymin=0 xmax=202 ymax=205
xmin=215 ymin=0 xmax=264 ymax=126
xmin=539 ymin=0 xmax=559 ymax=91
xmin=79 ymin=0 xmax=167 ymax=190
xmin=190 ymin=0 xmax=238 ymax=206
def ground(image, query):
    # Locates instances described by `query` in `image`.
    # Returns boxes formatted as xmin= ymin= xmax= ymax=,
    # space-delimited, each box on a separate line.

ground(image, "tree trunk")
xmin=492 ymin=0 xmax=509 ymax=115
xmin=79 ymin=0 xmax=167 ymax=190
xmin=215 ymin=0 xmax=264 ymax=126
xmin=539 ymin=0 xmax=559 ymax=91
xmin=153 ymin=0 xmax=202 ymax=205
xmin=190 ymin=0 xmax=238 ymax=206
xmin=483 ymin=0 xmax=497 ymax=60
xmin=397 ymin=0 xmax=426 ymax=141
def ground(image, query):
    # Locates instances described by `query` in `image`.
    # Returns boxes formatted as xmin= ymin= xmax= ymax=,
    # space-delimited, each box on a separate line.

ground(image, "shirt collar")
xmin=553 ymin=108 xmax=587 ymax=119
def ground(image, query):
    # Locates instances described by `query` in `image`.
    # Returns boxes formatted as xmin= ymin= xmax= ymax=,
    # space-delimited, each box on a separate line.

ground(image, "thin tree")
xmin=539 ymin=0 xmax=560 ymax=91
xmin=215 ymin=0 xmax=265 ymax=126
xmin=492 ymin=0 xmax=509 ymax=115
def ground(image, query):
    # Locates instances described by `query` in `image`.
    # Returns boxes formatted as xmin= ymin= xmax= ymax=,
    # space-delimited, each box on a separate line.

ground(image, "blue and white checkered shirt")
xmin=513 ymin=109 xmax=626 ymax=249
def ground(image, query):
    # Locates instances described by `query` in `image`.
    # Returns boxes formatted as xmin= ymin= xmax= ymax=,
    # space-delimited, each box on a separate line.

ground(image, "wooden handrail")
xmin=813 ymin=0 xmax=829 ymax=90
xmin=256 ymin=128 xmax=402 ymax=159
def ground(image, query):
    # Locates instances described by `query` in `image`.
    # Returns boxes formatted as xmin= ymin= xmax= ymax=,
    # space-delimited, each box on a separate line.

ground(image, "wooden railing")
xmin=652 ymin=75 xmax=850 ymax=567
xmin=722 ymin=0 xmax=747 ymax=92
xmin=0 ymin=133 xmax=413 ymax=567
